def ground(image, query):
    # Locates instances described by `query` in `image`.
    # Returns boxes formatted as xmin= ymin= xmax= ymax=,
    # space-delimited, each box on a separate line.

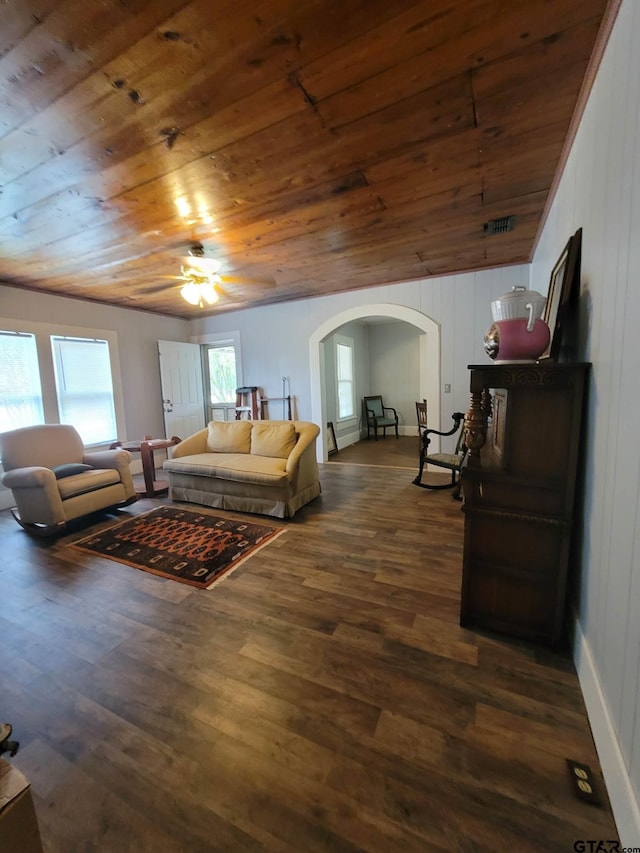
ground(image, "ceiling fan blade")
xmin=219 ymin=274 xmax=275 ymax=287
xmin=157 ymin=273 xmax=273 ymax=287
xmin=213 ymin=282 xmax=253 ymax=303
xmin=135 ymin=282 xmax=177 ymax=295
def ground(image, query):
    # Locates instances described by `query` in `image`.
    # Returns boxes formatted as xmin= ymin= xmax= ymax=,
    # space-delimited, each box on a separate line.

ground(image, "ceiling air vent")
xmin=483 ymin=215 xmax=516 ymax=235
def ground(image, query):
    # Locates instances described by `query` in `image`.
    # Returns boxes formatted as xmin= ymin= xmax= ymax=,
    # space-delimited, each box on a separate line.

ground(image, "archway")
xmin=309 ymin=304 xmax=440 ymax=460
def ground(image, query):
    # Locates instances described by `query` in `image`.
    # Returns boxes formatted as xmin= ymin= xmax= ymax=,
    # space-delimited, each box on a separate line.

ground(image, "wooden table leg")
xmin=139 ymin=441 xmax=169 ymax=497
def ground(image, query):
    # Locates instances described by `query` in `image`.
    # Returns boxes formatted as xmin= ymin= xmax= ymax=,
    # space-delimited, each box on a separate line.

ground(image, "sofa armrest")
xmin=83 ymin=449 xmax=136 ymax=499
xmin=285 ymin=423 xmax=320 ymax=478
xmin=2 ymin=466 xmax=56 ymax=489
xmin=84 ymin=448 xmax=131 ymax=470
xmin=2 ymin=466 xmax=65 ymax=525
xmin=171 ymin=429 xmax=209 ymax=458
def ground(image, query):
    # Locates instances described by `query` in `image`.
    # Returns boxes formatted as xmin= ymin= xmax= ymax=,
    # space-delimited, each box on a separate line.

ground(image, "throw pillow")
xmin=250 ymin=422 xmax=297 ymax=459
xmin=51 ymin=463 xmax=93 ymax=479
xmin=207 ymin=420 xmax=252 ymax=453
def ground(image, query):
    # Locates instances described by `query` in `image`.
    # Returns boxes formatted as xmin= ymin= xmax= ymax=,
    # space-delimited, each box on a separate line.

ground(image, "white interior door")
xmin=158 ymin=340 xmax=206 ymax=439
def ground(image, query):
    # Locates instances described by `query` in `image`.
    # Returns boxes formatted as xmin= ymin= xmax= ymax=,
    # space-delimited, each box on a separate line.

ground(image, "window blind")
xmin=0 ymin=331 xmax=45 ymax=432
xmin=51 ymin=336 xmax=117 ymax=445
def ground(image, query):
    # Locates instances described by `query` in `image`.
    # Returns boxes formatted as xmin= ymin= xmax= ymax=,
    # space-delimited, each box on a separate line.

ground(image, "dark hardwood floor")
xmin=0 ymin=458 xmax=618 ymax=851
xmin=328 ymin=435 xmax=420 ymax=470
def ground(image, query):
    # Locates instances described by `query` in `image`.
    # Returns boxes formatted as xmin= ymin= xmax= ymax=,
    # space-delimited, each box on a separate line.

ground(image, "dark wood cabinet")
xmin=459 ymin=362 xmax=589 ymax=646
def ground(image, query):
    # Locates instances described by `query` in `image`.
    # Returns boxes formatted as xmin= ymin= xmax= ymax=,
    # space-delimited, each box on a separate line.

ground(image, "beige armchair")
xmin=0 ymin=424 xmax=137 ymax=536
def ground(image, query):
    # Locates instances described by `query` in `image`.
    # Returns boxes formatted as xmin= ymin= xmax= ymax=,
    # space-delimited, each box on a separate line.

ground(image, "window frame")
xmin=50 ymin=335 xmax=119 ymax=446
xmin=335 ymin=334 xmax=356 ymax=423
xmin=204 ymin=343 xmax=238 ymax=403
xmin=0 ymin=319 xmax=126 ymax=447
xmin=194 ymin=330 xmax=243 ymax=422
xmin=0 ymin=330 xmax=45 ymax=432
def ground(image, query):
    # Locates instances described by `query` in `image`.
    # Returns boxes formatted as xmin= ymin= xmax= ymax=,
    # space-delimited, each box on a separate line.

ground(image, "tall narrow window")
xmin=336 ymin=337 xmax=355 ymax=420
xmin=206 ymin=343 xmax=238 ymax=405
xmin=51 ymin=336 xmax=117 ymax=445
xmin=0 ymin=331 xmax=45 ymax=432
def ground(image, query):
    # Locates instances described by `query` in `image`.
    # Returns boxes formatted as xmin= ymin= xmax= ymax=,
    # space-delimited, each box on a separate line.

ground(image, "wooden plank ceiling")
xmin=0 ymin=0 xmax=612 ymax=318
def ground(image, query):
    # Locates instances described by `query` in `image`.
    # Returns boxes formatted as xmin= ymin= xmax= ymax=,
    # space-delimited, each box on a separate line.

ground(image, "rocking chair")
xmin=0 ymin=424 xmax=137 ymax=536
xmin=413 ymin=412 xmax=467 ymax=500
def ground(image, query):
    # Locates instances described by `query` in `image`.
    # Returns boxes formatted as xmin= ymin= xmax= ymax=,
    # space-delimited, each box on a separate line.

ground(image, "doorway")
xmin=309 ymin=304 xmax=440 ymax=460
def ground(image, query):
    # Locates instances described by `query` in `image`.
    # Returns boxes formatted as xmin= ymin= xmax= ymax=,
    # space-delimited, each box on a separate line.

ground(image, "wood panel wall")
xmin=531 ymin=0 xmax=640 ymax=840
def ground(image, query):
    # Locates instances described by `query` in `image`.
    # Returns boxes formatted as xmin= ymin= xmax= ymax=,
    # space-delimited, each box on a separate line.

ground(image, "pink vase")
xmin=492 ymin=318 xmax=551 ymax=362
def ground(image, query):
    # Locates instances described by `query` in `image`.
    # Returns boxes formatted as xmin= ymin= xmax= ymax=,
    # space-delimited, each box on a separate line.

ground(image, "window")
xmin=51 ymin=336 xmax=117 ymax=445
xmin=0 ymin=320 xmax=125 ymax=462
xmin=197 ymin=332 xmax=243 ymax=421
xmin=0 ymin=331 xmax=45 ymax=432
xmin=206 ymin=343 xmax=238 ymax=404
xmin=336 ymin=337 xmax=355 ymax=420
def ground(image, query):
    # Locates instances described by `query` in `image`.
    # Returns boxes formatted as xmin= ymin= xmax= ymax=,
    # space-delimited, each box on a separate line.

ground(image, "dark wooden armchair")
xmin=363 ymin=395 xmax=399 ymax=440
xmin=413 ymin=412 xmax=467 ymax=499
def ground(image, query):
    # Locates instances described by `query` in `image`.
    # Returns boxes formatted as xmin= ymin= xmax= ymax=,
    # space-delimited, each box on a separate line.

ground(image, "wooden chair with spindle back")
xmin=416 ymin=399 xmax=428 ymax=438
xmin=413 ymin=411 xmax=467 ymax=500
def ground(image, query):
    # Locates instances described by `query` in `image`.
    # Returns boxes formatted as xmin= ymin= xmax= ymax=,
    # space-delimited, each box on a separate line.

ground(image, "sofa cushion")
xmin=51 ymin=463 xmax=93 ymax=479
xmin=207 ymin=420 xmax=252 ymax=453
xmin=250 ymin=422 xmax=297 ymax=459
xmin=165 ymin=453 xmax=289 ymax=486
xmin=57 ymin=468 xmax=121 ymax=498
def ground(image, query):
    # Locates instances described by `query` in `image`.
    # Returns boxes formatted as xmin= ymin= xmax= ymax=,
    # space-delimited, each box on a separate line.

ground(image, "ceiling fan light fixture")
xmin=177 ymin=245 xmax=224 ymax=306
xmin=200 ymin=282 xmax=219 ymax=305
xmin=184 ymin=243 xmax=221 ymax=274
xmin=180 ymin=280 xmax=219 ymax=307
xmin=180 ymin=281 xmax=202 ymax=305
xmin=184 ymin=256 xmax=221 ymax=275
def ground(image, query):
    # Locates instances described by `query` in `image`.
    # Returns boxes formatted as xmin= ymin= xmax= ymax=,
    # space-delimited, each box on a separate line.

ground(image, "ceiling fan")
xmin=156 ymin=242 xmax=274 ymax=307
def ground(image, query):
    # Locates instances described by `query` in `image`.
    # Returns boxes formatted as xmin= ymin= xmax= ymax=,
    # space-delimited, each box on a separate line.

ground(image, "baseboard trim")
xmin=573 ymin=615 xmax=640 ymax=846
xmin=353 ymin=427 xmax=419 ymax=442
xmin=338 ymin=428 xmax=362 ymax=450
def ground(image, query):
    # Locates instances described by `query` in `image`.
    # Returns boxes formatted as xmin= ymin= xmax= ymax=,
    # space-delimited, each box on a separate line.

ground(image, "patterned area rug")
xmin=72 ymin=506 xmax=285 ymax=589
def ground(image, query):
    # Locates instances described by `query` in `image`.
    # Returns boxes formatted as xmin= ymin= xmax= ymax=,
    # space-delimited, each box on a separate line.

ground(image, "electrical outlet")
xmin=444 ymin=383 xmax=451 ymax=393
xmin=566 ymin=759 xmax=601 ymax=805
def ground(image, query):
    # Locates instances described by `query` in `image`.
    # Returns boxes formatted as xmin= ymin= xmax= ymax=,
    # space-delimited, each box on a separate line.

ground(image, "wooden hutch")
xmin=459 ymin=362 xmax=589 ymax=646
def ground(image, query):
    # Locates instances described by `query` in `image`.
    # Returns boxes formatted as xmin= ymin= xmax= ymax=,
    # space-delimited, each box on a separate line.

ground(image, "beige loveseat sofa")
xmin=163 ymin=420 xmax=321 ymax=518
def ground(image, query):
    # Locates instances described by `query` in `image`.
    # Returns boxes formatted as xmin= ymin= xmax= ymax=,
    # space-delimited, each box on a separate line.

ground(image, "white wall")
xmin=0 ymin=285 xmax=190 ymax=442
xmin=191 ymin=265 xmax=530 ymax=435
xmin=1 ymin=265 xmax=530 ymax=456
xmin=531 ymin=0 xmax=640 ymax=841
xmin=368 ymin=322 xmax=421 ymax=432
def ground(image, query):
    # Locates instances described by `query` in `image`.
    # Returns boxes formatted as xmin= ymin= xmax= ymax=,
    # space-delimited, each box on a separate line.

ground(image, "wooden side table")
xmin=110 ymin=436 xmax=181 ymax=497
